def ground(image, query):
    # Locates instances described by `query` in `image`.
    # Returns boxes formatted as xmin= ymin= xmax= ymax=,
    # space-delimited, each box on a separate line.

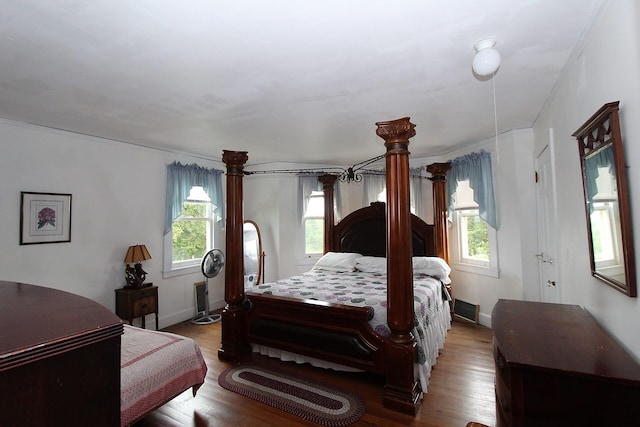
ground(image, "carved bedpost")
xmin=319 ymin=174 xmax=337 ymax=253
xmin=218 ymin=150 xmax=251 ymax=363
xmin=376 ymin=117 xmax=421 ymax=415
xmin=426 ymin=162 xmax=451 ymax=264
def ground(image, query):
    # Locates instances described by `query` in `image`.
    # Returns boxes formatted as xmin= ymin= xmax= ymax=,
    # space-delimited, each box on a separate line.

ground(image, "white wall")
xmin=443 ymin=130 xmax=537 ymax=326
xmin=0 ymin=120 xmax=226 ymax=328
xmin=532 ymin=0 xmax=640 ymax=358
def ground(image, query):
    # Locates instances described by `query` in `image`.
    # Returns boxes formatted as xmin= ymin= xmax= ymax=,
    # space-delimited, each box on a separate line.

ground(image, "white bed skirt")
xmin=251 ymin=301 xmax=451 ymax=394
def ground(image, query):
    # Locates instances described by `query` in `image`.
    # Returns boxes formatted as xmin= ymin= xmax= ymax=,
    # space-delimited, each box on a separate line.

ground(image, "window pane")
xmin=305 ymin=192 xmax=324 ymax=217
xmin=172 ymin=219 xmax=207 ymax=262
xmin=179 ymin=202 xmax=207 ymax=218
xmin=461 ymin=211 xmax=489 ymax=262
xmin=590 ymin=203 xmax=616 ymax=262
xmin=187 ymin=186 xmax=211 ymax=202
xmin=454 ymin=180 xmax=479 ymax=209
xmin=305 ymin=218 xmax=324 ymax=254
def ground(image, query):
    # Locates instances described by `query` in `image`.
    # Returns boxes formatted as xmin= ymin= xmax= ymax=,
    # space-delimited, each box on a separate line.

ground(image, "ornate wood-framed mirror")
xmin=243 ymin=220 xmax=264 ymax=286
xmin=573 ymin=101 xmax=636 ymax=296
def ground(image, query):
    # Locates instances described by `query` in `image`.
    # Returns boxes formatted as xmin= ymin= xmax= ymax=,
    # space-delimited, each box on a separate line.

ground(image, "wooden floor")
xmin=136 ymin=319 xmax=496 ymax=427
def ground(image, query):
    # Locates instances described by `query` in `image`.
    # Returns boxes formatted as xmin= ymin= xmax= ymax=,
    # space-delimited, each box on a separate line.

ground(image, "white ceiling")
xmin=0 ymin=0 xmax=606 ymax=166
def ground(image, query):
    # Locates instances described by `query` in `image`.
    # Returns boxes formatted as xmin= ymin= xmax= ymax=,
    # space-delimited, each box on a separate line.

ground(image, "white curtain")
xmin=362 ymin=169 xmax=426 ymax=218
xmin=410 ymin=167 xmax=425 ymax=218
xmin=362 ymin=171 xmax=385 ymax=206
xmin=297 ymin=173 xmax=342 ymax=224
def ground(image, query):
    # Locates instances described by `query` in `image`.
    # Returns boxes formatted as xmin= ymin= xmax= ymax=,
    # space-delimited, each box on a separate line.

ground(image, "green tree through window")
xmin=304 ymin=191 xmax=324 ymax=256
xmin=305 ymin=218 xmax=324 ymax=254
xmin=172 ymin=202 xmax=209 ymax=263
xmin=466 ymin=214 xmax=489 ymax=260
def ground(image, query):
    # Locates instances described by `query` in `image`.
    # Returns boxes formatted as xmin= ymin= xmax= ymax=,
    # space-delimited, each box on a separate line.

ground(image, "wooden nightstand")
xmin=115 ymin=284 xmax=158 ymax=330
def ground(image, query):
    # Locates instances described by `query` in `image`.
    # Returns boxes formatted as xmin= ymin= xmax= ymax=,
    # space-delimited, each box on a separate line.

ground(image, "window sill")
xmin=163 ymin=264 xmax=200 ymax=279
xmin=452 ymin=262 xmax=500 ymax=278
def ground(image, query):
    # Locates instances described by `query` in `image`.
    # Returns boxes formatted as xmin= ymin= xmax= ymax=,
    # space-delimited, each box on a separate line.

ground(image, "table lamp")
xmin=124 ymin=244 xmax=152 ymax=288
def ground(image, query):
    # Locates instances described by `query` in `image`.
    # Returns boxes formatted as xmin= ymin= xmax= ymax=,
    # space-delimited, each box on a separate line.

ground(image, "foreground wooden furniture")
xmin=219 ymin=117 xmax=450 ymax=415
xmin=492 ymin=299 xmax=640 ymax=426
xmin=0 ymin=281 xmax=123 ymax=427
xmin=115 ymin=284 xmax=159 ymax=329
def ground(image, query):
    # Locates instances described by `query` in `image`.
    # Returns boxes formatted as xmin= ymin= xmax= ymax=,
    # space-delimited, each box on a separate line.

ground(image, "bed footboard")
xmin=245 ymin=293 xmax=386 ymax=374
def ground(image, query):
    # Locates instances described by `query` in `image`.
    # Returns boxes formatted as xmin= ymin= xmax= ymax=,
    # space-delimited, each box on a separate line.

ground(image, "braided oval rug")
xmin=218 ymin=364 xmax=366 ymax=426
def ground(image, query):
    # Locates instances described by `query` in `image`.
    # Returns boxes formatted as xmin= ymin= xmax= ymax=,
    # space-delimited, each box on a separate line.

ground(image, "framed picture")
xmin=20 ymin=192 xmax=72 ymax=245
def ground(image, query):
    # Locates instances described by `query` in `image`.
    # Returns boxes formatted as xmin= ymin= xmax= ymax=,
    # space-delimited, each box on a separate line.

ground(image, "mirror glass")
xmin=243 ymin=220 xmax=263 ymax=287
xmin=584 ymin=145 xmax=625 ymax=283
xmin=574 ymin=101 xmax=636 ymax=296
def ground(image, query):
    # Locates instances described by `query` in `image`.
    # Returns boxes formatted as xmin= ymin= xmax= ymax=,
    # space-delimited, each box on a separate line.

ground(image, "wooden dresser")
xmin=492 ymin=299 xmax=640 ymax=426
xmin=0 ymin=281 xmax=123 ymax=427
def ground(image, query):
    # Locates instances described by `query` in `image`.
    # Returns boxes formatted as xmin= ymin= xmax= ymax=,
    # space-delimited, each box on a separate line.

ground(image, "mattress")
xmin=246 ymin=269 xmax=451 ymax=392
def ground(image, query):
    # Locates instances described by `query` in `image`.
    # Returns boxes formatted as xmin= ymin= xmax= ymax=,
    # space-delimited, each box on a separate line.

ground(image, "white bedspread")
xmin=246 ymin=269 xmax=451 ymax=392
xmin=120 ymin=325 xmax=208 ymax=426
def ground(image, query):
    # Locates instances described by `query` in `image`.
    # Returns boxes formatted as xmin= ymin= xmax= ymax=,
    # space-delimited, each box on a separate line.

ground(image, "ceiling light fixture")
xmin=472 ymin=38 xmax=501 ymax=76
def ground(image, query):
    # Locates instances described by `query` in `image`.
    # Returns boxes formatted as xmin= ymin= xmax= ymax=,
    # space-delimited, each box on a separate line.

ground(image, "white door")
xmin=535 ymin=143 xmax=560 ymax=303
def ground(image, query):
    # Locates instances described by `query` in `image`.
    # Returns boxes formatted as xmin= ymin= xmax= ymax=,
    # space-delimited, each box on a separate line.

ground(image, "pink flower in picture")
xmin=37 ymin=207 xmax=56 ymax=229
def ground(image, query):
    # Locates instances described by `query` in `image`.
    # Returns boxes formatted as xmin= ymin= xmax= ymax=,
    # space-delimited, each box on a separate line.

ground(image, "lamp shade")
xmin=124 ymin=244 xmax=152 ymax=263
xmin=472 ymin=38 xmax=501 ymax=76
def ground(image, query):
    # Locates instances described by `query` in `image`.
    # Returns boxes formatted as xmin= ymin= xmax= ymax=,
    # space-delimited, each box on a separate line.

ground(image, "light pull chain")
xmin=493 ymin=73 xmax=500 ymax=164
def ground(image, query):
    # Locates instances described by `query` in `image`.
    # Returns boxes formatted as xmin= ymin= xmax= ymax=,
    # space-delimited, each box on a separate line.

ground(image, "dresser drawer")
xmin=133 ymin=287 xmax=157 ymax=299
xmin=131 ymin=295 xmax=157 ymax=317
xmin=493 ymin=339 xmax=510 ymax=385
xmin=493 ymin=340 xmax=512 ymax=426
xmin=494 ymin=368 xmax=512 ymax=424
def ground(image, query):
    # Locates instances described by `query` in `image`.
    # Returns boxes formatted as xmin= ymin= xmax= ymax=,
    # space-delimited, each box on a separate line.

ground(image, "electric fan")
xmin=191 ymin=248 xmax=225 ymax=325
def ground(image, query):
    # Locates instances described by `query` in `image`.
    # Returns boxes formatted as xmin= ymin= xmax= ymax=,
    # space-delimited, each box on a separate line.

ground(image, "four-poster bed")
xmin=218 ymin=117 xmax=451 ymax=415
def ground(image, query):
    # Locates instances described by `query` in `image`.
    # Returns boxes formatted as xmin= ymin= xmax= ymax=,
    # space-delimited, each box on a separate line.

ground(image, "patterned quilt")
xmin=120 ymin=325 xmax=208 ymax=426
xmin=246 ymin=268 xmax=451 ymax=392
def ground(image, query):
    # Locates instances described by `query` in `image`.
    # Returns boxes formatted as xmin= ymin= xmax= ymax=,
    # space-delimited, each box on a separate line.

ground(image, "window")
xmin=364 ymin=168 xmax=424 ymax=216
xmin=163 ymin=186 xmax=217 ymax=277
xmin=163 ymin=162 xmax=223 ymax=278
xmin=451 ymin=180 xmax=499 ymax=277
xmin=590 ymin=202 xmax=620 ymax=266
xmin=303 ymin=190 xmax=324 ymax=257
xmin=590 ymin=165 xmax=623 ymax=272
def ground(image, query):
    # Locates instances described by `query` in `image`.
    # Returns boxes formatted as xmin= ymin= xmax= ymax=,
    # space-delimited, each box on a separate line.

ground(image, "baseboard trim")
xmin=478 ymin=312 xmax=491 ymax=328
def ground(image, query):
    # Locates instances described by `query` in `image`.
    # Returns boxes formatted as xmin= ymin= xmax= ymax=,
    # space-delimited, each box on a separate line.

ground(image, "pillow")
xmin=354 ymin=256 xmax=387 ymax=273
xmin=312 ymin=252 xmax=363 ymax=272
xmin=413 ymin=257 xmax=451 ymax=283
xmin=355 ymin=256 xmax=452 ymax=283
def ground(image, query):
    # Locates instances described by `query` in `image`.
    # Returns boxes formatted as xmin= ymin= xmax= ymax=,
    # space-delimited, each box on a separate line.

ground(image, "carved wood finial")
xmin=426 ymin=162 xmax=451 ymax=180
xmin=318 ymin=174 xmax=338 ymax=189
xmin=375 ymin=117 xmax=416 ymax=149
xmin=222 ymin=150 xmax=249 ymax=171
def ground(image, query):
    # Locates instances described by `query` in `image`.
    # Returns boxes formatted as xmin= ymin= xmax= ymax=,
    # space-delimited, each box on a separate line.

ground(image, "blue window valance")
xmin=164 ymin=162 xmax=224 ymax=235
xmin=446 ymin=150 xmax=498 ymax=229
xmin=584 ymin=144 xmax=615 ymax=214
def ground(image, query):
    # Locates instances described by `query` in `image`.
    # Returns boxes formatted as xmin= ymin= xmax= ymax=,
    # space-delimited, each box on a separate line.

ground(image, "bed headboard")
xmin=330 ymin=202 xmax=436 ymax=257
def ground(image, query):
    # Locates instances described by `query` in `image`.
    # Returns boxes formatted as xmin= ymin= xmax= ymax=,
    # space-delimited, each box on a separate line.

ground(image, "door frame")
xmin=534 ymin=130 xmax=561 ymax=303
